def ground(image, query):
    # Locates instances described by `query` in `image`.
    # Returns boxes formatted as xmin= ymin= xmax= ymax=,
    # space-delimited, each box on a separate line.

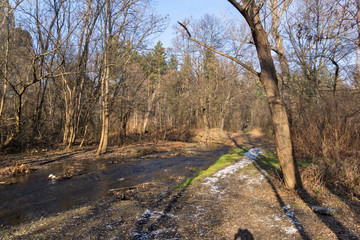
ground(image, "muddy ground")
xmin=0 ymin=130 xmax=359 ymax=239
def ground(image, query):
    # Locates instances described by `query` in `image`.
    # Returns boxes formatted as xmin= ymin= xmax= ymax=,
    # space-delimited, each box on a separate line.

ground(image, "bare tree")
xmin=59 ymin=0 xmax=103 ymax=148
xmin=97 ymin=0 xmax=165 ymax=154
xmin=269 ymin=0 xmax=291 ymax=102
xmin=180 ymin=0 xmax=302 ymax=189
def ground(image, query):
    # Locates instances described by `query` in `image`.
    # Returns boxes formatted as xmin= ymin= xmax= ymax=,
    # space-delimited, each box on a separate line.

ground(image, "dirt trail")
xmin=174 ymin=148 xmax=309 ymax=239
xmin=125 ymin=146 xmax=359 ymax=240
xmin=1 ymin=130 xmax=359 ymax=239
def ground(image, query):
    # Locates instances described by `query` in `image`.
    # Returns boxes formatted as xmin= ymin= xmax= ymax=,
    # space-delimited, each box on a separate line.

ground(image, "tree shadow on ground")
xmin=229 ymin=135 xmax=311 ymax=240
xmin=297 ymin=188 xmax=359 ymax=239
xmin=229 ymin=135 xmax=359 ymax=239
xmin=323 ymin=178 xmax=360 ymax=225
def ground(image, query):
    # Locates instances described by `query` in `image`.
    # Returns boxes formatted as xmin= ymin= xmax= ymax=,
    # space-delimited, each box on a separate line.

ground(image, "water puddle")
xmin=0 ymin=146 xmax=228 ymax=226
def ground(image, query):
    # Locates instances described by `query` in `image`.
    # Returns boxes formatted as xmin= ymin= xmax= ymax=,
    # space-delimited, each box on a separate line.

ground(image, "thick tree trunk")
xmin=97 ymin=61 xmax=110 ymax=155
xmin=270 ymin=0 xmax=293 ymax=124
xmin=234 ymin=0 xmax=302 ymax=189
xmin=270 ymin=0 xmax=291 ymax=87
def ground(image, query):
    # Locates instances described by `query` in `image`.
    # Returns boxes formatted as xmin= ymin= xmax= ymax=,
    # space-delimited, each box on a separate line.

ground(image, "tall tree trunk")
xmin=0 ymin=81 xmax=6 ymax=119
xmin=219 ymin=92 xmax=231 ymax=130
xmin=229 ymin=0 xmax=302 ymax=189
xmin=270 ymin=0 xmax=291 ymax=97
xmin=270 ymin=0 xmax=293 ymax=124
xmin=0 ymin=25 xmax=9 ymax=119
xmin=97 ymin=57 xmax=110 ymax=155
xmin=142 ymin=80 xmax=161 ymax=133
xmin=3 ymin=91 xmax=23 ymax=148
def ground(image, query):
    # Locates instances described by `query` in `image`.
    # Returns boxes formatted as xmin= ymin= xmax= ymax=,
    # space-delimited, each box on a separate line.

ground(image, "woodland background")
xmin=0 ymin=0 xmax=359 ymax=194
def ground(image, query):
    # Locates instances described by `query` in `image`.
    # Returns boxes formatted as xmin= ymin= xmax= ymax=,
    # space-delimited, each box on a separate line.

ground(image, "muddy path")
xmin=0 ymin=144 xmax=229 ymax=227
xmin=1 ymin=131 xmax=359 ymax=239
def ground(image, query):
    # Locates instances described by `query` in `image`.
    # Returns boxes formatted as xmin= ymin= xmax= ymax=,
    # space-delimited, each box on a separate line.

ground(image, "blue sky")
xmin=153 ymin=0 xmax=234 ymax=49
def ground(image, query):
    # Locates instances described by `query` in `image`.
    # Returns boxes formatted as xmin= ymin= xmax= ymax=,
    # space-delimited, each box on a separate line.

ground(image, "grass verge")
xmin=176 ymin=147 xmax=246 ymax=189
xmin=256 ymin=150 xmax=312 ymax=180
xmin=176 ymin=147 xmax=247 ymax=189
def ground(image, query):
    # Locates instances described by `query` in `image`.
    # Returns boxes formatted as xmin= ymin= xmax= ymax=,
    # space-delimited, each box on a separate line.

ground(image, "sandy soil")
xmin=1 ymin=130 xmax=359 ymax=239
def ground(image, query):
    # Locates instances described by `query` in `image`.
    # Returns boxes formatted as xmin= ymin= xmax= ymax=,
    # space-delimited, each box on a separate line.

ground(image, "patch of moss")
xmin=229 ymin=145 xmax=252 ymax=154
xmin=176 ymin=177 xmax=194 ymax=189
xmin=194 ymin=148 xmax=245 ymax=181
xmin=257 ymin=152 xmax=281 ymax=171
xmin=175 ymin=147 xmax=246 ymax=189
xmin=297 ymin=159 xmax=312 ymax=167
xmin=257 ymin=151 xmax=312 ymax=179
xmin=256 ymin=151 xmax=282 ymax=178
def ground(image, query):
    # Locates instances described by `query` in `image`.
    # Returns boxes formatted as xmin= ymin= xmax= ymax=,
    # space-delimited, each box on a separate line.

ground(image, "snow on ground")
xmin=201 ymin=147 xmax=300 ymax=237
xmin=202 ymin=148 xmax=263 ymax=194
xmin=282 ymin=205 xmax=303 ymax=232
xmin=132 ymin=209 xmax=178 ymax=239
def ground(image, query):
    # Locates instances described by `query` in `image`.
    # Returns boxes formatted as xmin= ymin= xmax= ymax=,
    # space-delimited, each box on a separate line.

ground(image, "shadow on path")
xmin=229 ymin=135 xmax=311 ymax=240
xmin=297 ymin=188 xmax=359 ymax=240
xmin=230 ymin=135 xmax=359 ymax=239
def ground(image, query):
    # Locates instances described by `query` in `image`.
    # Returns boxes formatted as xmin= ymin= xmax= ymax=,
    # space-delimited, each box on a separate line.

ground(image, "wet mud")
xmin=0 ymin=146 xmax=229 ymax=227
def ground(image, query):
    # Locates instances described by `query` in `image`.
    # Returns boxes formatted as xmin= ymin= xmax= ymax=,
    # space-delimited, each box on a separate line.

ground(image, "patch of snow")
xmin=282 ymin=205 xmax=302 ymax=231
xmin=284 ymin=226 xmax=298 ymax=234
xmin=202 ymin=148 xmax=263 ymax=195
xmin=239 ymin=174 xmax=249 ymax=180
xmin=272 ymin=214 xmax=282 ymax=221
xmin=149 ymin=211 xmax=175 ymax=219
xmin=137 ymin=209 xmax=175 ymax=222
xmin=246 ymin=174 xmax=265 ymax=185
xmin=202 ymin=160 xmax=253 ymax=194
xmin=244 ymin=147 xmax=262 ymax=160
xmin=133 ymin=209 xmax=178 ymax=240
xmin=201 ymin=182 xmax=225 ymax=194
xmin=132 ymin=232 xmax=151 ymax=240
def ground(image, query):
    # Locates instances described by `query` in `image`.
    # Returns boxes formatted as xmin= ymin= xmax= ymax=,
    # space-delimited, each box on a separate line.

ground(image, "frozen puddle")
xmin=202 ymin=147 xmax=263 ymax=194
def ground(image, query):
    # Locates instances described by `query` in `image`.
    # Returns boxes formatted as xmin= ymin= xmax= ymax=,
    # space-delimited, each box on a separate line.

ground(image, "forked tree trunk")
xmin=229 ymin=0 xmax=302 ymax=189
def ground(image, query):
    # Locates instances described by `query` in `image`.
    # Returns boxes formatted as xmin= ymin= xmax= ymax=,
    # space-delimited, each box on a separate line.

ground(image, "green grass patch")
xmin=193 ymin=147 xmax=246 ymax=181
xmin=257 ymin=151 xmax=312 ymax=171
xmin=257 ymin=152 xmax=281 ymax=170
xmin=175 ymin=147 xmax=246 ymax=190
xmin=297 ymin=159 xmax=312 ymax=167
xmin=256 ymin=151 xmax=282 ymax=177
xmin=176 ymin=177 xmax=194 ymax=189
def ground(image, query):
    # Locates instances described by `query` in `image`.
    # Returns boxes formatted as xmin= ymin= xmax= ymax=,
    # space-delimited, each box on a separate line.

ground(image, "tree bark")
xmin=97 ymin=56 xmax=110 ymax=155
xmin=270 ymin=0 xmax=291 ymax=97
xmin=142 ymin=79 xmax=161 ymax=133
xmin=228 ymin=0 xmax=302 ymax=189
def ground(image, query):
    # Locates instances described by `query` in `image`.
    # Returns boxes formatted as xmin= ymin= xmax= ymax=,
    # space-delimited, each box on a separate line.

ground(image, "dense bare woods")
xmin=0 ymin=0 xmax=359 ymax=191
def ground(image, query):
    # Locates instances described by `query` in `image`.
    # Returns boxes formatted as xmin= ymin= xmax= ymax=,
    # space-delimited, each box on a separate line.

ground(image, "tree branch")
xmin=177 ymin=21 xmax=191 ymax=38
xmin=177 ymin=22 xmax=259 ymax=77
